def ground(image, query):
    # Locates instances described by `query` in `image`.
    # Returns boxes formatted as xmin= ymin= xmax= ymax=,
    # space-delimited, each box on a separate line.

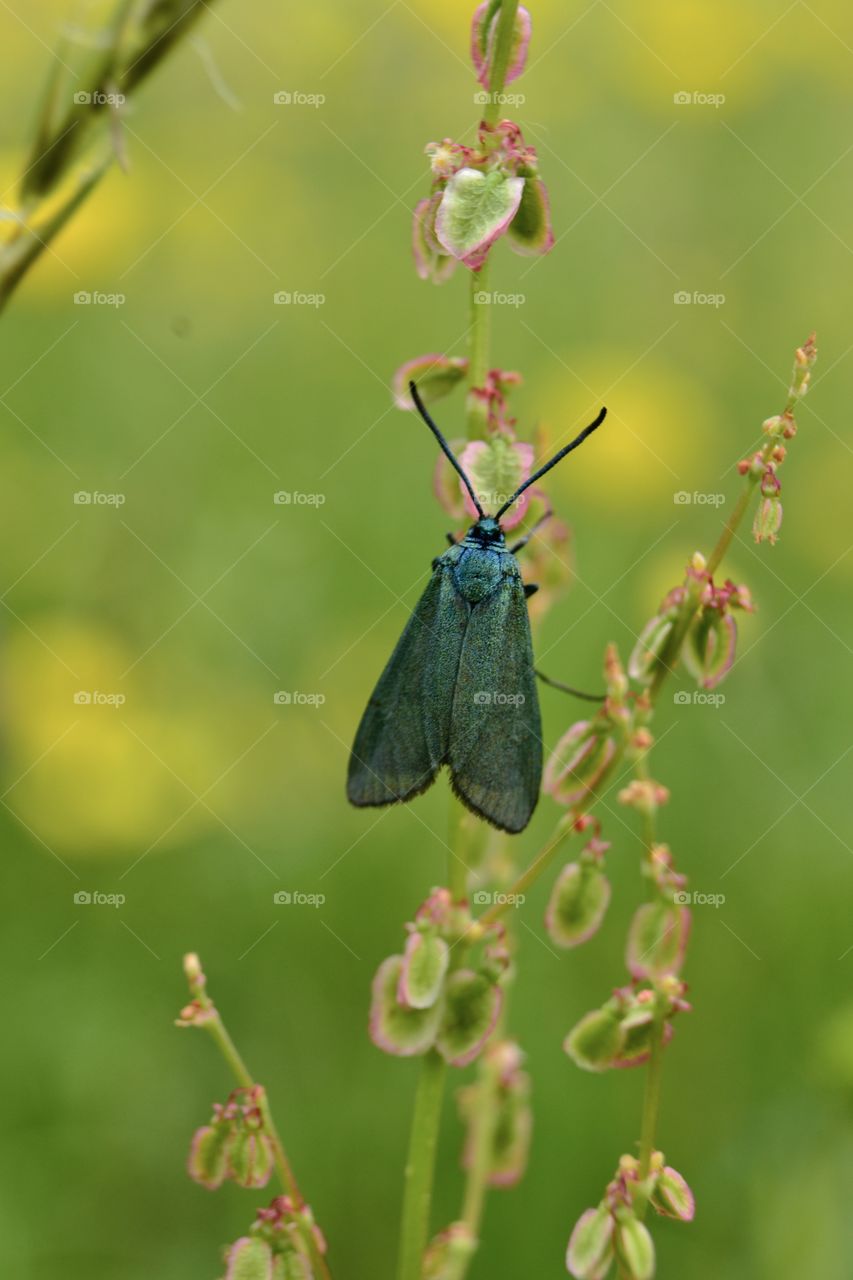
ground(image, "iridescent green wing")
xmin=347 ymin=563 xmax=469 ymax=807
xmin=448 ymin=570 xmax=541 ymax=833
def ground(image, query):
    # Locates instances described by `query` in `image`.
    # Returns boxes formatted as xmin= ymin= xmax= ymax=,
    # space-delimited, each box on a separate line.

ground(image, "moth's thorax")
xmin=464 ymin=516 xmax=505 ymax=547
xmin=445 ymin=520 xmax=517 ymax=604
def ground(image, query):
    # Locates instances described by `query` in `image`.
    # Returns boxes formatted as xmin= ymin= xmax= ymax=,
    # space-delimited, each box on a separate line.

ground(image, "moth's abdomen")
xmin=452 ymin=545 xmax=512 ymax=604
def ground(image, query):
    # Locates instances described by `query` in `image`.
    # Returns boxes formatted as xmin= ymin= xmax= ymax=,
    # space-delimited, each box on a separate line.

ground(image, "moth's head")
xmin=470 ymin=515 xmax=504 ymax=545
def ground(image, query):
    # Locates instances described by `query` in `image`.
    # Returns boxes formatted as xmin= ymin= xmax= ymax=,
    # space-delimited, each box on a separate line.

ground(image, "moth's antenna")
xmin=410 ymin=380 xmax=486 ymax=519
xmin=495 ymin=407 xmax=607 ymax=521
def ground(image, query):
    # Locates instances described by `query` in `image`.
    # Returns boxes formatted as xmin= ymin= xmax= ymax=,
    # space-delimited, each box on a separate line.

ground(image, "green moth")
xmin=347 ymin=383 xmax=606 ymax=834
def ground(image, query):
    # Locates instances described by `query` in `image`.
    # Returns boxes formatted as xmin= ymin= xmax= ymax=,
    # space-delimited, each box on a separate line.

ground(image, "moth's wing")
xmin=448 ymin=569 xmax=541 ymax=833
xmin=347 ymin=564 xmax=469 ymax=807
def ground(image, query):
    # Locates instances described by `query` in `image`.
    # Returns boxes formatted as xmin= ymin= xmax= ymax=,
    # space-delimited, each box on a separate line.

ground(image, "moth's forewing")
xmin=448 ymin=561 xmax=542 ymax=833
xmin=347 ymin=565 xmax=469 ymax=807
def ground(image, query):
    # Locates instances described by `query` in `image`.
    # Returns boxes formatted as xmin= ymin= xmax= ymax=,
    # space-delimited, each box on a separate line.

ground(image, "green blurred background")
xmin=2 ymin=1 xmax=852 ymax=1276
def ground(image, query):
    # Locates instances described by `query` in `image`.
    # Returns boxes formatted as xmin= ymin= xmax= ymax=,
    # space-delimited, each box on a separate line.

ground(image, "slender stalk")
xmin=397 ymin=1050 xmax=448 ymax=1280
xmin=460 ymin=1058 xmax=500 ymax=1233
xmin=636 ymin=1014 xmax=665 ymax=1193
xmin=467 ymin=259 xmax=491 ymax=438
xmin=483 ymin=0 xmax=521 ymax=130
xmin=396 ymin=16 xmax=526 ymax=1274
xmin=185 ymin=964 xmax=331 ymax=1280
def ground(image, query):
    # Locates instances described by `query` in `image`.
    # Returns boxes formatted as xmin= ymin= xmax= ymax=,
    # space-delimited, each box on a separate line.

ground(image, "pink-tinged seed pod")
xmin=470 ymin=3 xmax=532 ymax=89
xmin=369 ymin=955 xmax=444 ymax=1057
xmin=566 ymin=1204 xmax=614 ymax=1279
xmin=187 ymin=1122 xmax=231 ymax=1190
xmin=222 ymin=1236 xmax=274 ymax=1280
xmin=544 ymin=721 xmax=618 ymax=808
xmin=545 ymin=861 xmax=611 ymax=949
xmin=651 ymin=1165 xmax=695 ymax=1221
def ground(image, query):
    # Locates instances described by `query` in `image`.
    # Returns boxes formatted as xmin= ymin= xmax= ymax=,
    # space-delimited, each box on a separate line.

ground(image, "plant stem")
xmin=478 ymin=814 xmax=578 ymax=928
xmin=460 ymin=1058 xmax=500 ymax=1233
xmin=467 ymin=259 xmax=491 ymax=439
xmin=483 ymin=0 xmax=521 ymax=130
xmin=188 ymin=975 xmax=331 ymax=1280
xmin=397 ymin=1050 xmax=448 ymax=1280
xmin=635 ymin=1010 xmax=665 ymax=1220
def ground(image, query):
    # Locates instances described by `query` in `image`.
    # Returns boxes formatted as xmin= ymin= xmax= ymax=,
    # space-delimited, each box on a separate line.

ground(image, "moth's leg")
xmin=445 ymin=532 xmax=458 ymax=547
xmin=509 ymin=507 xmax=553 ymax=554
xmin=524 ymin=583 xmax=539 ymax=598
xmin=535 ymin=668 xmax=605 ymax=702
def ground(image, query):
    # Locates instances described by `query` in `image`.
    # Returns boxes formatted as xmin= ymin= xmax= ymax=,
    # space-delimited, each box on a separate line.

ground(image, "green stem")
xmin=635 ymin=1011 xmax=665 ymax=1219
xmin=478 ymin=813 xmax=578 ymax=928
xmin=449 ymin=794 xmax=472 ymax=900
xmin=467 ymin=259 xmax=491 ymax=439
xmin=482 ymin=0 xmax=521 ymax=130
xmin=460 ymin=1058 xmax=500 ymax=1233
xmin=190 ymin=980 xmax=331 ymax=1280
xmin=397 ymin=1050 xmax=448 ymax=1280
